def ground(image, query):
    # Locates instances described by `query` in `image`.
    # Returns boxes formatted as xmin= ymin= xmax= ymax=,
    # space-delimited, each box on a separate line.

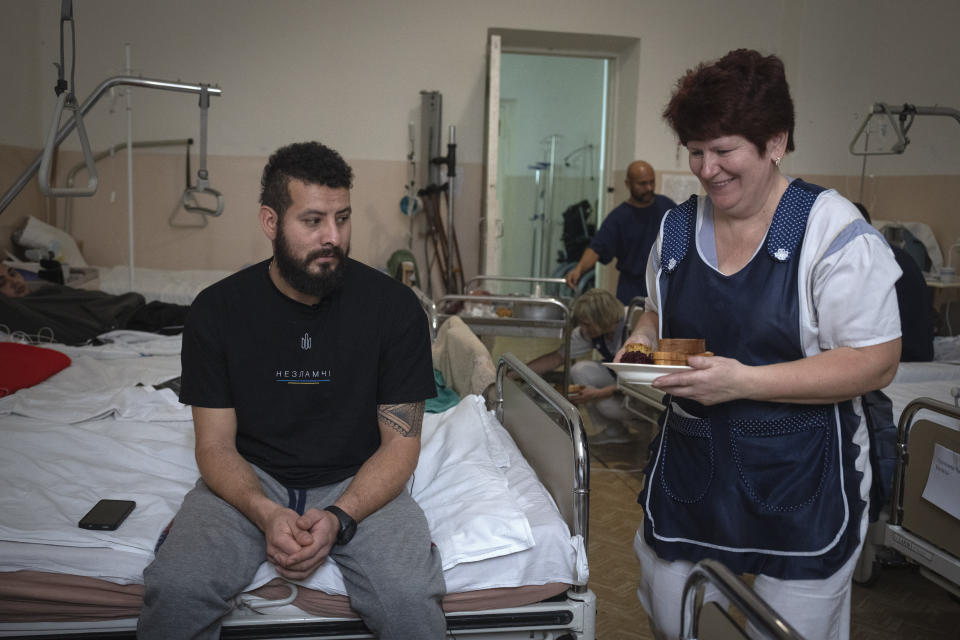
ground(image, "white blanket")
xmin=0 ymin=353 xmax=581 ymax=590
xmin=884 ymin=361 xmax=960 ymax=430
xmin=95 ymin=265 xmax=233 ymax=305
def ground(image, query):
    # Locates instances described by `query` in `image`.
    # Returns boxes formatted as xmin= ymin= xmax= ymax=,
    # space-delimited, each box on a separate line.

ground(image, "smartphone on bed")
xmin=78 ymin=499 xmax=136 ymax=531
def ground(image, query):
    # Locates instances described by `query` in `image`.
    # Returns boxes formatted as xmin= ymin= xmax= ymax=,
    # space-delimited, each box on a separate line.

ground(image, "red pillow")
xmin=0 ymin=343 xmax=72 ymax=398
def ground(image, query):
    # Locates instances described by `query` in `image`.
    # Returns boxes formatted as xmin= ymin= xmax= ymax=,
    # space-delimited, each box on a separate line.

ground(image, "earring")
xmin=774 ymin=155 xmax=782 ymax=167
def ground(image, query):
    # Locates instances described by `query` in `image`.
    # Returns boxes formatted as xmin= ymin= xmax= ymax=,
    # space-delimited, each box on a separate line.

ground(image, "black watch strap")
xmin=324 ymin=505 xmax=357 ymax=545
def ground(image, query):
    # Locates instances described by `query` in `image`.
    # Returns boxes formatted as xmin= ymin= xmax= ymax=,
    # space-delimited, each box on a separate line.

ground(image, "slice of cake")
xmin=621 ymin=342 xmax=654 ymax=364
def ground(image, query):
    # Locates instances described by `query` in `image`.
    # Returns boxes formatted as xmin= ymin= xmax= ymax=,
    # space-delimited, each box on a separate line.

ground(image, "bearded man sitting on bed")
xmin=0 ymin=264 xmax=189 ymax=345
xmin=137 ymin=141 xmax=446 ymax=639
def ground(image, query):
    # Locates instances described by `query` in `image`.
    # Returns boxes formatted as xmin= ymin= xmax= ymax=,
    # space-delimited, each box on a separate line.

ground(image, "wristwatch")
xmin=324 ymin=505 xmax=357 ymax=545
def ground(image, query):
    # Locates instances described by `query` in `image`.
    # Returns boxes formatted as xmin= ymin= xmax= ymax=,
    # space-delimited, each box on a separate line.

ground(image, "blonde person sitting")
xmin=525 ymin=288 xmax=638 ymax=444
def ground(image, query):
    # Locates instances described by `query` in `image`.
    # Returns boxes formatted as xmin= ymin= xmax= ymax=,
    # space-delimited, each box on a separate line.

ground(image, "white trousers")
xmin=634 ymin=508 xmax=868 ymax=640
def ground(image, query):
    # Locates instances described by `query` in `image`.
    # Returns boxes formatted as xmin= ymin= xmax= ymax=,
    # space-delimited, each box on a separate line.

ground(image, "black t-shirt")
xmin=179 ymin=258 xmax=436 ymax=488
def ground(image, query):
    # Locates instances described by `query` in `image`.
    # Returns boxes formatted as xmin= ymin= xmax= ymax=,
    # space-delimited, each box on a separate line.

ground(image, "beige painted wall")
xmin=2 ymin=0 xmax=959 ymax=286
xmin=17 ymin=146 xmax=483 ymax=286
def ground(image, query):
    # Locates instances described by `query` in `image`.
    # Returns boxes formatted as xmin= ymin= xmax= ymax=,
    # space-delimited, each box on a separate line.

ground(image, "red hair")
xmin=663 ymin=49 xmax=795 ymax=154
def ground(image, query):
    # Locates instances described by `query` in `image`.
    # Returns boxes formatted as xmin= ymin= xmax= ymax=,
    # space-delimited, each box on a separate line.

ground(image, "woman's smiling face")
xmin=687 ymin=134 xmax=783 ymax=219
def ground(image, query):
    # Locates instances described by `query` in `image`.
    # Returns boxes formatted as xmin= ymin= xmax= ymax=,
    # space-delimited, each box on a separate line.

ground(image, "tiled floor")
xmin=490 ymin=337 xmax=960 ymax=639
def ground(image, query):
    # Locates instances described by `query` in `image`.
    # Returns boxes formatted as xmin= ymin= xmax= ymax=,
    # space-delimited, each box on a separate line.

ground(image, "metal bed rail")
xmin=681 ymin=559 xmax=805 ymax=639
xmin=878 ymin=397 xmax=960 ymax=596
xmin=465 ymin=274 xmax=569 ymax=296
xmin=890 ymin=397 xmax=960 ymax=526
xmin=411 ymin=285 xmax=438 ymax=341
xmin=438 ymin=292 xmax=573 ymax=392
xmin=495 ymin=352 xmax=590 ymax=587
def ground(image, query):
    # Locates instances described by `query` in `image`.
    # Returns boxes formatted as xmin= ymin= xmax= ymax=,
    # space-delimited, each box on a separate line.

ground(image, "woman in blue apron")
xmin=619 ymin=49 xmax=902 ymax=639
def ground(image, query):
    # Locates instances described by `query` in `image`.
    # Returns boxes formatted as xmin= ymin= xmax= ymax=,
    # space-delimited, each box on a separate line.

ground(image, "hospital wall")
xmin=1 ymin=0 xmax=958 ymax=292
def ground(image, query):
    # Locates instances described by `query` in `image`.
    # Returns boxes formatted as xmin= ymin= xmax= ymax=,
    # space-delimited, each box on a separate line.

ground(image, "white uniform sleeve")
xmin=643 ymin=235 xmax=660 ymax=316
xmin=809 ymin=220 xmax=902 ymax=352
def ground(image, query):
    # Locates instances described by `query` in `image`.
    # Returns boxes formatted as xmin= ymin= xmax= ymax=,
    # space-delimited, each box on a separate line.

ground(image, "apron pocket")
xmin=731 ymin=408 xmax=832 ymax=512
xmin=659 ymin=411 xmax=713 ymax=503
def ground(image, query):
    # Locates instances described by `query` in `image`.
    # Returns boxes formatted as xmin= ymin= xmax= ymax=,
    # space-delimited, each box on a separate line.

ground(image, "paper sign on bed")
xmin=921 ymin=443 xmax=960 ymax=521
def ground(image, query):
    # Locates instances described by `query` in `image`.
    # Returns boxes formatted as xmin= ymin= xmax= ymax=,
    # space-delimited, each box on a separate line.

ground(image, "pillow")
xmin=14 ymin=216 xmax=88 ymax=267
xmin=0 ymin=343 xmax=71 ymax=397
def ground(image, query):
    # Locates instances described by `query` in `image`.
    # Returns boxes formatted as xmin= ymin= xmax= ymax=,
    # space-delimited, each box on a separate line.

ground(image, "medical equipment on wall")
xmin=1 ymin=85 xmax=223 ymax=219
xmin=417 ymin=90 xmax=464 ymax=298
xmin=849 ymin=103 xmax=960 ymax=157
xmin=0 ymin=34 xmax=223 ymax=214
xmin=180 ymin=85 xmax=224 ymax=220
xmin=37 ymin=0 xmax=97 ymax=198
xmin=398 ymin=122 xmax=422 ymax=250
xmin=61 ymin=138 xmax=194 ymax=233
xmin=849 ymin=102 xmax=960 ymax=201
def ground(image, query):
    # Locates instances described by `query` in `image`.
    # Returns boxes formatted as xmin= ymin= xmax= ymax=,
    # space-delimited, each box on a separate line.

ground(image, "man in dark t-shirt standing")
xmin=565 ymin=160 xmax=676 ymax=304
xmin=139 ymin=142 xmax=446 ymax=639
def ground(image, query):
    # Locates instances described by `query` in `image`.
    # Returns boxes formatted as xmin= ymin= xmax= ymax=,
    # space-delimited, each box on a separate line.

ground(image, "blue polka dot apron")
xmin=639 ymin=179 xmax=865 ymax=580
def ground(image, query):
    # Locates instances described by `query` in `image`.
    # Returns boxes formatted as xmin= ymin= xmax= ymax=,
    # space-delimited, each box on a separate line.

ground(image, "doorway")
xmin=482 ymin=30 xmax=640 ymax=294
xmin=496 ymin=53 xmax=607 ymax=290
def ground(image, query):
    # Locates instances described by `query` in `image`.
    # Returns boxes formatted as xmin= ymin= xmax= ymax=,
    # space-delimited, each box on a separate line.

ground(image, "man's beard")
xmin=273 ymin=226 xmax=348 ymax=299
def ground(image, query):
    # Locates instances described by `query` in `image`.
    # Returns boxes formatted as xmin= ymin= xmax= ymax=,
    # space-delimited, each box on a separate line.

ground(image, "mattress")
xmin=0 ymin=334 xmax=586 ymax=622
xmin=887 ymin=361 xmax=960 ymax=426
xmin=93 ymin=265 xmax=234 ymax=304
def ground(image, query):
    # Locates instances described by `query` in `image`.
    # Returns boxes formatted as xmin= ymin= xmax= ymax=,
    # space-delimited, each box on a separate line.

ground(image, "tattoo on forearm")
xmin=378 ymin=402 xmax=424 ymax=437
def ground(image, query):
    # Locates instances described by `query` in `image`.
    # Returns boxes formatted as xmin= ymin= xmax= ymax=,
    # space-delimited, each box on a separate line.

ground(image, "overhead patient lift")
xmin=848 ymin=102 xmax=960 ymax=203
xmin=179 ymin=85 xmax=224 ymax=220
xmin=0 ymin=1 xmax=223 ymax=218
xmin=849 ymin=102 xmax=960 ymax=156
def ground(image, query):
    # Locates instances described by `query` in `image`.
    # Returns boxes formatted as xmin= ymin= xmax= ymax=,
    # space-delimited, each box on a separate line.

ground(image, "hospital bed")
xmin=0 ymin=331 xmax=595 ymax=638
xmin=680 ymin=559 xmax=804 ymax=639
xmin=10 ymin=215 xmax=234 ymax=305
xmin=82 ymin=264 xmax=233 ymax=305
xmin=432 ymin=275 xmax=574 ymax=391
xmin=854 ymin=393 xmax=960 ymax=595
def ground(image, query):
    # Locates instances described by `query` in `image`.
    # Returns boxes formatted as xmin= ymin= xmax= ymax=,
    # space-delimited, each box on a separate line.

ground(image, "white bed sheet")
xmin=94 ymin=265 xmax=233 ymax=305
xmin=0 ymin=347 xmax=584 ymax=596
xmin=885 ymin=361 xmax=960 ymax=427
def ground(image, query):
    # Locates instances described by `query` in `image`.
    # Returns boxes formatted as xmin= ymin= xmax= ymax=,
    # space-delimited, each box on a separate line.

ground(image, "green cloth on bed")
xmin=425 ymin=369 xmax=459 ymax=413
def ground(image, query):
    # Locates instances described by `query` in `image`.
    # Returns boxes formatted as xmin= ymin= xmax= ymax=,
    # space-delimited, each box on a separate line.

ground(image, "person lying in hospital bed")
xmin=0 ymin=264 xmax=189 ymax=345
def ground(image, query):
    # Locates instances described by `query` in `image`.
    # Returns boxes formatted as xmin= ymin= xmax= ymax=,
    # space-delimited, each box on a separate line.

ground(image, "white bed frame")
xmin=0 ymin=352 xmax=596 ymax=640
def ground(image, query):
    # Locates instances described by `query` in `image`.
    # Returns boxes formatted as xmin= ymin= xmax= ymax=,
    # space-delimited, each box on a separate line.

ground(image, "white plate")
xmin=604 ymin=362 xmax=691 ymax=384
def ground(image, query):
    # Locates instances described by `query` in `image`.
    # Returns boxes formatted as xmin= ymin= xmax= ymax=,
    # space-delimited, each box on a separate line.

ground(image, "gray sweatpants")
xmin=138 ymin=465 xmax=446 ymax=639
